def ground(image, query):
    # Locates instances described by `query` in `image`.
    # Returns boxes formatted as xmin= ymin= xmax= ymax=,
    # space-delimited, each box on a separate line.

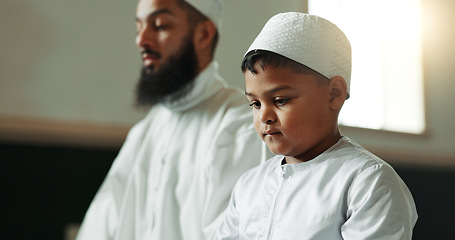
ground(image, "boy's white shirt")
xmin=216 ymin=136 xmax=418 ymax=240
xmin=76 ymin=62 xmax=271 ymax=240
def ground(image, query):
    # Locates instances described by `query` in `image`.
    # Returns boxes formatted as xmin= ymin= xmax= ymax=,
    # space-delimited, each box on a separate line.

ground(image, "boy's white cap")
xmin=185 ymin=0 xmax=223 ymax=30
xmin=246 ymin=12 xmax=352 ymax=97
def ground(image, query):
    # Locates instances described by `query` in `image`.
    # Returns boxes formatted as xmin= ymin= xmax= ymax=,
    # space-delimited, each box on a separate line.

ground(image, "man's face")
xmin=245 ymin=63 xmax=338 ymax=163
xmin=135 ymin=0 xmax=193 ymax=73
xmin=134 ymin=0 xmax=199 ymax=106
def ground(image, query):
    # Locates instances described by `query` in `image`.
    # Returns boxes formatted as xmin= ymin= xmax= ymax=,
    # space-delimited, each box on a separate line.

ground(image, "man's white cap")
xmin=185 ymin=0 xmax=223 ymax=30
xmin=246 ymin=12 xmax=352 ymax=97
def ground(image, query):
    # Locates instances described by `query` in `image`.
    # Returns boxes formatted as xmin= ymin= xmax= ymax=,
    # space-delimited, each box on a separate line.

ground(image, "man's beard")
xmin=135 ymin=36 xmax=199 ymax=107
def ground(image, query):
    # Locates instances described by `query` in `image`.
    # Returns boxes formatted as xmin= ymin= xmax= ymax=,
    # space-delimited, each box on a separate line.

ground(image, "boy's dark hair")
xmin=241 ymin=50 xmax=329 ymax=84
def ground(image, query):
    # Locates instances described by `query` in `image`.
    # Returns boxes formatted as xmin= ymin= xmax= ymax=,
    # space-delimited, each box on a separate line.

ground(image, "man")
xmin=76 ymin=0 xmax=269 ymax=239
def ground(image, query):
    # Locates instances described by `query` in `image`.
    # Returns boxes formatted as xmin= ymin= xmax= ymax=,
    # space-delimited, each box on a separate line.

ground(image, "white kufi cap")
xmin=246 ymin=12 xmax=352 ymax=96
xmin=185 ymin=0 xmax=223 ymax=30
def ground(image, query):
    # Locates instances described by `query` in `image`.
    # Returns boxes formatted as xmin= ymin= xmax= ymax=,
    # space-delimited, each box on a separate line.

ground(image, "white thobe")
xmin=216 ymin=136 xmax=418 ymax=240
xmin=76 ymin=62 xmax=270 ymax=240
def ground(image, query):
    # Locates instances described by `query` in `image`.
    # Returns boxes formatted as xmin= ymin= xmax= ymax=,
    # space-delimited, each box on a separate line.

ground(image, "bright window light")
xmin=309 ymin=0 xmax=425 ymax=134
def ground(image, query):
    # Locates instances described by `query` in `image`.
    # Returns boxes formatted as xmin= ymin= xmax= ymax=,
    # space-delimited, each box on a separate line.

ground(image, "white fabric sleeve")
xmin=75 ymin=178 xmax=119 ymax=240
xmin=75 ymin=125 xmax=143 ymax=240
xmin=213 ymin=183 xmax=240 ymax=240
xmin=341 ymin=164 xmax=418 ymax=240
xmin=202 ymin=126 xmax=265 ymax=240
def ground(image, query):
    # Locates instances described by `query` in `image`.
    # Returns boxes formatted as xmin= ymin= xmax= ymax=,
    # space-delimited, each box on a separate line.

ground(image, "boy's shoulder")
xmin=236 ymin=137 xmax=393 ymax=186
xmin=330 ymin=136 xmax=391 ymax=170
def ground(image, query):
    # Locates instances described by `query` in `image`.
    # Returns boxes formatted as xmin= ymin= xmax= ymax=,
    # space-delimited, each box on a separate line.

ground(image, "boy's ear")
xmin=328 ymin=76 xmax=347 ymax=111
xmin=193 ymin=20 xmax=216 ymax=52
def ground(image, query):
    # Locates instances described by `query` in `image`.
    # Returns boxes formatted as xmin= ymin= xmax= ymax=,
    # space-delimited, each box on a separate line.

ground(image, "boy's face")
xmin=245 ymin=63 xmax=340 ymax=163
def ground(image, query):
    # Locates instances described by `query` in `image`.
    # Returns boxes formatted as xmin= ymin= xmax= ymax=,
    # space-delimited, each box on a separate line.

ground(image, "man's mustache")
xmin=141 ymin=48 xmax=161 ymax=58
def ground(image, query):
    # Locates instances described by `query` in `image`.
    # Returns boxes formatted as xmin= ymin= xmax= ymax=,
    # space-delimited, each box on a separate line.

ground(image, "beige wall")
xmin=0 ymin=0 xmax=144 ymax=126
xmin=0 ymin=0 xmax=305 ymax=126
xmin=340 ymin=0 xmax=455 ymax=167
xmin=0 ymin=0 xmax=454 ymax=166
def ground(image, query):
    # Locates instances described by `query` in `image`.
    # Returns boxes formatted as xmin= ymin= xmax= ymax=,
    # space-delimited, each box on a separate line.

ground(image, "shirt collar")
xmin=275 ymin=136 xmax=349 ymax=175
xmin=161 ymin=61 xmax=226 ymax=112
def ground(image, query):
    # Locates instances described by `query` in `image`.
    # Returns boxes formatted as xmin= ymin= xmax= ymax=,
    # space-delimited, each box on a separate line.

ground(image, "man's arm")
xmin=76 ymin=123 xmax=145 ymax=240
xmin=201 ymin=125 xmax=267 ymax=239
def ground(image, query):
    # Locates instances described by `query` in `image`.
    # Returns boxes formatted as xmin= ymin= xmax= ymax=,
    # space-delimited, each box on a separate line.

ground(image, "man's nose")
xmin=136 ymin=26 xmax=154 ymax=48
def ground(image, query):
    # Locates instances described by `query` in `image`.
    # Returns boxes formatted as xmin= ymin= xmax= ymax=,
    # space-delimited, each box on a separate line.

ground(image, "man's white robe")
xmin=77 ymin=62 xmax=269 ymax=240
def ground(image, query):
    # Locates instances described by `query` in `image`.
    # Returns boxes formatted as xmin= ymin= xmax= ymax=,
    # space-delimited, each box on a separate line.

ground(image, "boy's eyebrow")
xmin=244 ymin=91 xmax=254 ymax=97
xmin=135 ymin=8 xmax=173 ymax=23
xmin=268 ymin=86 xmax=293 ymax=93
xmin=245 ymin=85 xmax=294 ymax=97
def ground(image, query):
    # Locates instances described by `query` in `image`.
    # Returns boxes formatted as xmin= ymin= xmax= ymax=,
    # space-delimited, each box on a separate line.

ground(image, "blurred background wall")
xmin=0 ymin=0 xmax=454 ymax=239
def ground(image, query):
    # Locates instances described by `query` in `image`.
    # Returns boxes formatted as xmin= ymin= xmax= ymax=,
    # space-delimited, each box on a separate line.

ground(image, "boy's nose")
xmin=259 ymin=107 xmax=277 ymax=124
xmin=264 ymin=119 xmax=274 ymax=124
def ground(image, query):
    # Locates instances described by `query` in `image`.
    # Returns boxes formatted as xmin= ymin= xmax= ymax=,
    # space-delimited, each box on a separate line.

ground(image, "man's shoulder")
xmin=201 ymin=86 xmax=253 ymax=128
xmin=208 ymin=85 xmax=249 ymax=109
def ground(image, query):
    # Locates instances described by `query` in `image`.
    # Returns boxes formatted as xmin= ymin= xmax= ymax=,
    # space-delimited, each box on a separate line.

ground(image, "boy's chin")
xmin=265 ymin=145 xmax=286 ymax=156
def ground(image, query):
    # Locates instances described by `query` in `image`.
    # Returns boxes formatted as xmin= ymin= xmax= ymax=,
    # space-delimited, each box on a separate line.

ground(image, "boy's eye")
xmin=249 ymin=101 xmax=261 ymax=109
xmin=275 ymin=98 xmax=289 ymax=106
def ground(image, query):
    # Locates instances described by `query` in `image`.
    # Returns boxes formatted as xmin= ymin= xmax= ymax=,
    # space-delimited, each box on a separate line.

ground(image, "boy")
xmin=215 ymin=12 xmax=417 ymax=239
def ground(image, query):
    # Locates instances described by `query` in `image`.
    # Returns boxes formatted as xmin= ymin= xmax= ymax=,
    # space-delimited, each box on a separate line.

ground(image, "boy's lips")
xmin=264 ymin=130 xmax=281 ymax=136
